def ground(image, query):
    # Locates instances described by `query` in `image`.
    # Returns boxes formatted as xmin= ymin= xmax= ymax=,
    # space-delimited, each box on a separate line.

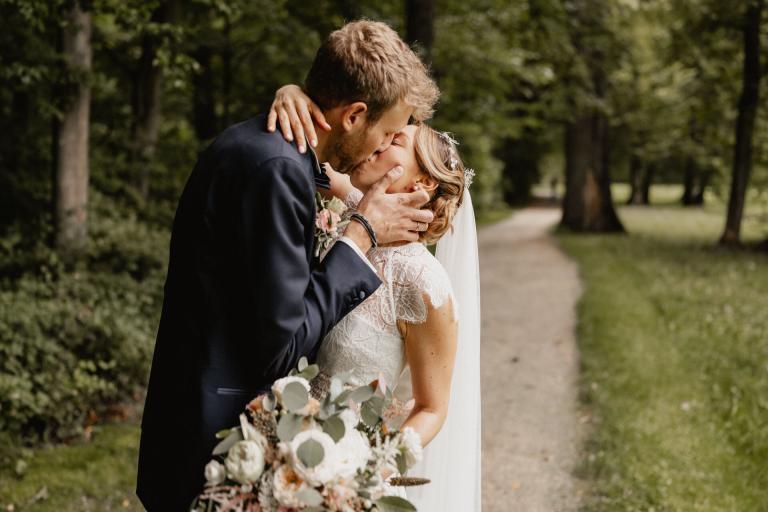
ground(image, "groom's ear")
xmin=340 ymin=102 xmax=369 ymax=132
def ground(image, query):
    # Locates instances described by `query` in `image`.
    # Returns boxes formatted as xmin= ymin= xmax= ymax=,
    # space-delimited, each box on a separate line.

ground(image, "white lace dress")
xmin=318 ymin=242 xmax=455 ymax=382
xmin=316 ymin=191 xmax=456 ymax=498
xmin=316 ymin=192 xmax=456 ymax=391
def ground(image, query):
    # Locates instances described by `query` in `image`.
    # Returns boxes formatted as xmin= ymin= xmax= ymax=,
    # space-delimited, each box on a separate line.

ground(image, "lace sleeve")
xmin=390 ymin=246 xmax=457 ymax=325
xmin=344 ymin=188 xmax=364 ymax=209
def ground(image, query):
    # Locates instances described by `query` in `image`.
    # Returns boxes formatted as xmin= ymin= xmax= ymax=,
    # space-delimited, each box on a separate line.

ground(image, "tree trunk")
xmin=640 ymin=163 xmax=654 ymax=205
xmin=627 ymin=154 xmax=645 ymax=205
xmin=131 ymin=0 xmax=181 ymax=198
xmin=560 ymin=0 xmax=623 ymax=232
xmin=681 ymin=156 xmax=696 ymax=205
xmin=221 ymin=17 xmax=232 ymax=127
xmin=720 ymin=0 xmax=763 ymax=246
xmin=192 ymin=45 xmax=217 ymax=141
xmin=692 ymin=169 xmax=710 ymax=205
xmin=561 ymin=111 xmax=624 ymax=231
xmin=681 ymin=157 xmax=707 ymax=206
xmin=405 ymin=0 xmax=434 ymax=66
xmin=54 ymin=2 xmax=91 ymax=254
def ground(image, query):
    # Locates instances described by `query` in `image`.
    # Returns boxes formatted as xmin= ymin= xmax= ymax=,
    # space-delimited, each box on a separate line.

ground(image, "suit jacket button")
xmin=359 ymin=290 xmax=366 ymax=300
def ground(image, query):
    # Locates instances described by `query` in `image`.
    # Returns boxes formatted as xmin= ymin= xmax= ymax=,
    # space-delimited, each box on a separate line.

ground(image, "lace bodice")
xmin=316 ymin=189 xmax=456 ymax=390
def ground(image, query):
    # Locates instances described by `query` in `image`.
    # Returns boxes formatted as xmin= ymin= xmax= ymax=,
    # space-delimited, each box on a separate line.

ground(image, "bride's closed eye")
xmin=391 ymin=133 xmax=408 ymax=147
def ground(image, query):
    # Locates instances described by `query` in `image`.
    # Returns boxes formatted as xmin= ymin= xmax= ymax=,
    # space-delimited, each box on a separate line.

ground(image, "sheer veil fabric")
xmin=405 ymin=188 xmax=482 ymax=511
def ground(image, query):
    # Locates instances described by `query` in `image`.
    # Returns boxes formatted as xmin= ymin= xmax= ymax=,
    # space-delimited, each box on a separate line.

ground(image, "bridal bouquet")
xmin=190 ymin=358 xmax=425 ymax=512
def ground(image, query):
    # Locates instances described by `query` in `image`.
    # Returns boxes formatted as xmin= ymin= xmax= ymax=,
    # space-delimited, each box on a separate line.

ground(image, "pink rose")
xmin=329 ymin=211 xmax=341 ymax=228
xmin=316 ymin=210 xmax=332 ymax=232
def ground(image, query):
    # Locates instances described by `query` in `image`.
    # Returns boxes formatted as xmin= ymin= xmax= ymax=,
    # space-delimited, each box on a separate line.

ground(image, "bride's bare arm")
xmin=267 ymin=84 xmax=331 ymax=153
xmin=399 ymin=298 xmax=459 ymax=448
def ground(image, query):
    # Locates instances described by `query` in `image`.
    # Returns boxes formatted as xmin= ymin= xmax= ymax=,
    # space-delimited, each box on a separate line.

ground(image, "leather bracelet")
xmin=349 ymin=212 xmax=378 ymax=249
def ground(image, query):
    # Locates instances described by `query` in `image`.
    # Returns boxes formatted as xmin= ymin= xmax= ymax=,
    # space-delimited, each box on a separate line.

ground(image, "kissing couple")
xmin=137 ymin=19 xmax=481 ymax=511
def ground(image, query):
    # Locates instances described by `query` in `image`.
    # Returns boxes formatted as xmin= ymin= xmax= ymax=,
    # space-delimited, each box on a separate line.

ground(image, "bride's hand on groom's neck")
xmin=267 ymin=84 xmax=330 ymax=154
xmin=344 ymin=166 xmax=434 ymax=251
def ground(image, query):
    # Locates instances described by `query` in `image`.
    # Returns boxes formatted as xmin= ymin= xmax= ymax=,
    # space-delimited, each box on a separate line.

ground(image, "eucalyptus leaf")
xmin=322 ymin=414 xmax=346 ymax=442
xmin=215 ymin=428 xmax=234 ymax=440
xmin=349 ymin=384 xmax=375 ymax=403
xmin=317 ymin=399 xmax=335 ymax=421
xmin=298 ymin=356 xmax=309 ymax=372
xmin=212 ymin=428 xmax=243 ymax=455
xmin=367 ymin=395 xmax=385 ymax=416
xmin=299 ymin=364 xmax=320 ymax=381
xmin=333 ymin=388 xmax=353 ymax=405
xmin=276 ymin=413 xmax=302 ymax=442
xmin=297 ymin=438 xmax=325 ymax=468
xmin=296 ymin=488 xmax=324 ymax=507
xmin=361 ymin=400 xmax=380 ymax=427
xmin=282 ymin=381 xmax=309 ymax=412
xmin=396 ymin=451 xmax=407 ymax=475
xmin=374 ymin=496 xmax=417 ymax=512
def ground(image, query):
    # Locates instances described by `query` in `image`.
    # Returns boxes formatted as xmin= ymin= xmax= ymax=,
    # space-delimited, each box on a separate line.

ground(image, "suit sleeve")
xmin=241 ymin=156 xmax=382 ymax=382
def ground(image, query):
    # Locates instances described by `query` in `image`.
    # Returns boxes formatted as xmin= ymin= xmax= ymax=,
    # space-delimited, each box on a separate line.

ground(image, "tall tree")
xmin=191 ymin=45 xmax=217 ymax=140
xmin=560 ymin=0 xmax=624 ymax=232
xmin=131 ymin=0 xmax=181 ymax=198
xmin=405 ymin=0 xmax=434 ymax=65
xmin=54 ymin=1 xmax=91 ymax=253
xmin=627 ymin=154 xmax=648 ymax=205
xmin=720 ymin=0 xmax=764 ymax=246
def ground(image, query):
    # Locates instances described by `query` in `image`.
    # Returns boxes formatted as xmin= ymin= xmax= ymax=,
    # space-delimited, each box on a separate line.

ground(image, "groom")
xmin=136 ymin=20 xmax=439 ymax=510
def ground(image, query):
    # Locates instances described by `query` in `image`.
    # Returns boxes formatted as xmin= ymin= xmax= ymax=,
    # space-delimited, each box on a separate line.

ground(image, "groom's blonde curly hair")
xmin=305 ymin=20 xmax=439 ymax=122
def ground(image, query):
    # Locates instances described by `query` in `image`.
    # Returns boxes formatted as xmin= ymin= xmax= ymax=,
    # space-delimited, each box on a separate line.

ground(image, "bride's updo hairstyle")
xmin=413 ymin=124 xmax=469 ymax=245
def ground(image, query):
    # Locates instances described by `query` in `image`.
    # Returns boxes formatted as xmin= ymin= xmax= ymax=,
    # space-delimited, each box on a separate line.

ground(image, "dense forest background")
xmin=1 ymin=0 xmax=766 ymax=476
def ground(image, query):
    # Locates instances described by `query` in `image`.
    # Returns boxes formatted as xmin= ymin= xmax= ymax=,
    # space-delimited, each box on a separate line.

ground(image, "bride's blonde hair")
xmin=413 ymin=124 xmax=468 ymax=245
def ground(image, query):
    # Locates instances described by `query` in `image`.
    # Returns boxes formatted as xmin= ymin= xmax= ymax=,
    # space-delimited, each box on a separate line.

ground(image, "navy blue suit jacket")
xmin=136 ymin=115 xmax=381 ymax=510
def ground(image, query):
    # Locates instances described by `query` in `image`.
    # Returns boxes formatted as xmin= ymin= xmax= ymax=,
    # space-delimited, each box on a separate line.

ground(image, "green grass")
xmin=476 ymin=204 xmax=516 ymax=227
xmin=558 ymin=204 xmax=768 ymax=511
xmin=0 ymin=423 xmax=142 ymax=511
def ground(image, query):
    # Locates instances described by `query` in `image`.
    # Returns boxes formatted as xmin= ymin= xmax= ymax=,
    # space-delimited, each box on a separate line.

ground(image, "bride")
xmin=268 ymin=86 xmax=482 ymax=511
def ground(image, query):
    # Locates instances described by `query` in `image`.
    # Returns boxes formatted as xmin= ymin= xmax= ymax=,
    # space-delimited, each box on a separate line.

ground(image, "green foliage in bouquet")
xmin=191 ymin=358 xmax=425 ymax=512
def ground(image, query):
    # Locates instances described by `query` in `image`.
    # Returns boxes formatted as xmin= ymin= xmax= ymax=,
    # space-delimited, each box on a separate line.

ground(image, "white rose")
xmin=288 ymin=429 xmax=339 ymax=486
xmin=272 ymin=464 xmax=309 ymax=508
xmin=400 ymin=426 xmax=423 ymax=468
xmin=204 ymin=459 xmax=226 ymax=486
xmin=336 ymin=429 xmax=372 ymax=479
xmin=271 ymin=376 xmax=311 ymax=406
xmin=225 ymin=440 xmax=265 ymax=484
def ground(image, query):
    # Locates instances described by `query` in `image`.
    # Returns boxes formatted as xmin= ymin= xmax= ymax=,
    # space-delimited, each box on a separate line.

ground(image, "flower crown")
xmin=438 ymin=131 xmax=475 ymax=188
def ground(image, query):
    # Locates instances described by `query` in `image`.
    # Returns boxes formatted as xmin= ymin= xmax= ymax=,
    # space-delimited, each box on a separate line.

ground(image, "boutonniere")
xmin=314 ymin=192 xmax=349 ymax=257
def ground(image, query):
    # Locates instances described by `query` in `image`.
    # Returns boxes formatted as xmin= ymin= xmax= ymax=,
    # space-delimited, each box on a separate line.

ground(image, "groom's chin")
xmin=349 ymin=173 xmax=371 ymax=193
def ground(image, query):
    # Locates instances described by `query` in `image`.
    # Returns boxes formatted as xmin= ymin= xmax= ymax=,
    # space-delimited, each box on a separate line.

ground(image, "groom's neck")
xmin=314 ymin=122 xmax=332 ymax=165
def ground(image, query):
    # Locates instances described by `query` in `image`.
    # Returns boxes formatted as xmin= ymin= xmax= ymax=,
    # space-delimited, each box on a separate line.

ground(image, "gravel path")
xmin=480 ymin=206 xmax=585 ymax=511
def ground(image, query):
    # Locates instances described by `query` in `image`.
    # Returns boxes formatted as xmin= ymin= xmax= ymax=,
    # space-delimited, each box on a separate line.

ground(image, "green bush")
xmin=0 ymin=202 xmax=168 ymax=445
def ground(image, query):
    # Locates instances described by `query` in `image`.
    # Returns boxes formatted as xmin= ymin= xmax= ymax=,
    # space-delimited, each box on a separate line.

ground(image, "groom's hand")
xmin=345 ymin=166 xmax=434 ymax=251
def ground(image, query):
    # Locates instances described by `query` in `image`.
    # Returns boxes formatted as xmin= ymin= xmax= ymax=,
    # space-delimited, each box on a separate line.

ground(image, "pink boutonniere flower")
xmin=314 ymin=193 xmax=349 ymax=257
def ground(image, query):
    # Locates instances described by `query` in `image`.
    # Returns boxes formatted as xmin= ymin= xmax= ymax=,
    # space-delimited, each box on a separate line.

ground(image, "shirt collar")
xmin=308 ymin=146 xmax=331 ymax=190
